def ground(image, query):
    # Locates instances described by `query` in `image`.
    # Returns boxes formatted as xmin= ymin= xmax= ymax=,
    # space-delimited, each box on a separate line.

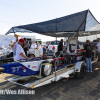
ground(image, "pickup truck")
xmin=50 ymin=40 xmax=60 ymax=53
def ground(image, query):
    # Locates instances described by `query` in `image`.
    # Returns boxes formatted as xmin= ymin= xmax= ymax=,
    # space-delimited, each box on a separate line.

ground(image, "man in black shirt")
xmin=58 ymin=39 xmax=64 ymax=51
xmin=84 ymin=40 xmax=94 ymax=72
xmin=55 ymin=39 xmax=64 ymax=57
xmin=84 ymin=44 xmax=93 ymax=58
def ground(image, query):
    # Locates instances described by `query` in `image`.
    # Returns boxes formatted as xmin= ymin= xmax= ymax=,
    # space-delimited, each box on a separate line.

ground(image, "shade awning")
xmin=5 ymin=9 xmax=100 ymax=37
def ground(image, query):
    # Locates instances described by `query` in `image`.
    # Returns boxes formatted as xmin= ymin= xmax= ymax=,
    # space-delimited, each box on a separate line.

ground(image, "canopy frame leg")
xmin=54 ymin=32 xmax=77 ymax=81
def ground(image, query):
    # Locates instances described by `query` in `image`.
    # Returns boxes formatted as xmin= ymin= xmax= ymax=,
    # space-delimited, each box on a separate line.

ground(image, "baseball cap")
xmin=19 ymin=38 xmax=25 ymax=43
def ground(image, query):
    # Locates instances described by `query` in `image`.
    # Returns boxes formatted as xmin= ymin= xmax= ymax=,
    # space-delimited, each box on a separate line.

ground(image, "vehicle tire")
xmin=75 ymin=63 xmax=86 ymax=79
xmin=41 ymin=63 xmax=52 ymax=77
xmin=66 ymin=56 xmax=71 ymax=64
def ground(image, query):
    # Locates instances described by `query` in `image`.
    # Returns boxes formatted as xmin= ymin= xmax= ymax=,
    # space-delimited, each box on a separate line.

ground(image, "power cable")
xmin=0 ymin=0 xmax=43 ymax=14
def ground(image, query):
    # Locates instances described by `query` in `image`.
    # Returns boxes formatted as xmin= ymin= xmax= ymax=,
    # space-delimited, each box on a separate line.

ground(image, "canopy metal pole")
xmin=56 ymin=18 xmax=57 ymax=33
xmin=54 ymin=32 xmax=77 ymax=81
xmin=96 ymin=33 xmax=97 ymax=39
xmin=54 ymin=18 xmax=58 ymax=80
xmin=54 ymin=16 xmax=85 ymax=80
xmin=56 ymin=37 xmax=57 ymax=41
xmin=12 ymin=27 xmax=15 ymax=34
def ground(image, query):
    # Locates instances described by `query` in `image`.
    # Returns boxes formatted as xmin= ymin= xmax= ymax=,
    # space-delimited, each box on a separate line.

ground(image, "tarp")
xmin=5 ymin=9 xmax=100 ymax=37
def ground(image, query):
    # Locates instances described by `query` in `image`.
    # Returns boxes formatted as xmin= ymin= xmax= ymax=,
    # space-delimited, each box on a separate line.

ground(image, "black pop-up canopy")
xmin=5 ymin=9 xmax=100 ymax=37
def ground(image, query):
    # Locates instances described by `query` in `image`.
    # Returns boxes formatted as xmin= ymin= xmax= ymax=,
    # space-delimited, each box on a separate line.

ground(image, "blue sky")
xmin=0 ymin=0 xmax=100 ymax=41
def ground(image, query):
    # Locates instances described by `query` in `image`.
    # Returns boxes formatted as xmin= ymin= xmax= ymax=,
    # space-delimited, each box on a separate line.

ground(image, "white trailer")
xmin=1 ymin=33 xmax=98 ymax=89
xmin=4 ymin=58 xmax=97 ymax=89
xmin=5 ymin=61 xmax=86 ymax=89
xmin=3 ymin=9 xmax=99 ymax=89
xmin=2 ymin=36 xmax=97 ymax=89
xmin=1 ymin=31 xmax=98 ymax=89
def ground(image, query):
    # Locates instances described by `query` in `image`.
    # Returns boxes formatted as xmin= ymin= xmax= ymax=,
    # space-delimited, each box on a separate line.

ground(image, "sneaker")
xmin=86 ymin=70 xmax=89 ymax=72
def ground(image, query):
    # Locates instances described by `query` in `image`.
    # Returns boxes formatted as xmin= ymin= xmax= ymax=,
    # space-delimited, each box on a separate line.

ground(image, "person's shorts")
xmin=97 ymin=52 xmax=100 ymax=60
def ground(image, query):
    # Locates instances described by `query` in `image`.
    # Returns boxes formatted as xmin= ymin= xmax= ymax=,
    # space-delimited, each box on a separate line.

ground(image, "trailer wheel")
xmin=76 ymin=63 xmax=86 ymax=79
xmin=42 ymin=63 xmax=52 ymax=77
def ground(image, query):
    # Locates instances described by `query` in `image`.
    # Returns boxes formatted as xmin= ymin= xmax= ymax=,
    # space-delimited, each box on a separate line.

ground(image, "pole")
xmin=54 ymin=13 xmax=86 ymax=80
xmin=54 ymin=18 xmax=57 ymax=80
xmin=54 ymin=32 xmax=77 ymax=81
xmin=12 ymin=27 xmax=15 ymax=34
xmin=56 ymin=37 xmax=57 ymax=41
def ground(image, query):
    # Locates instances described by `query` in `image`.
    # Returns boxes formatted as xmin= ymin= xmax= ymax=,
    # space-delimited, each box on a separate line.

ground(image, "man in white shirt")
xmin=48 ymin=43 xmax=53 ymax=53
xmin=11 ymin=34 xmax=18 ymax=47
xmin=30 ymin=41 xmax=37 ymax=49
xmin=94 ymin=38 xmax=100 ymax=61
xmin=14 ymin=38 xmax=28 ymax=61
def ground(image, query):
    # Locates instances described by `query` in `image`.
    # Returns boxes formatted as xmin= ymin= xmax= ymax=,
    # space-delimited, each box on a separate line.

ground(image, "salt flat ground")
xmin=0 ymin=62 xmax=100 ymax=100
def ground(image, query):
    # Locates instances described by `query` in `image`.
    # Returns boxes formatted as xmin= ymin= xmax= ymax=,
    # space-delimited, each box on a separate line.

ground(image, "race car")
xmin=1 ymin=37 xmax=85 ymax=77
xmin=2 ymin=53 xmax=80 ymax=77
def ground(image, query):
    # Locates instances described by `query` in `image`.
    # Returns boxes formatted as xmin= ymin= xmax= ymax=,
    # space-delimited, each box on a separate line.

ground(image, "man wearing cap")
xmin=14 ymin=38 xmax=28 ymax=61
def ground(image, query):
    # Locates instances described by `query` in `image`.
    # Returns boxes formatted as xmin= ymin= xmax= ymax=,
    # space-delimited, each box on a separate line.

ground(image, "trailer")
xmin=2 ymin=9 xmax=100 ymax=88
xmin=3 ymin=55 xmax=97 ymax=89
xmin=1 ymin=37 xmax=98 ymax=88
xmin=4 ymin=61 xmax=85 ymax=89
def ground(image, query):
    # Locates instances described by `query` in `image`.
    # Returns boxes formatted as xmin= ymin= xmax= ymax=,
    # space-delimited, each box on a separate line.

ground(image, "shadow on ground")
xmin=0 ymin=62 xmax=100 ymax=100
